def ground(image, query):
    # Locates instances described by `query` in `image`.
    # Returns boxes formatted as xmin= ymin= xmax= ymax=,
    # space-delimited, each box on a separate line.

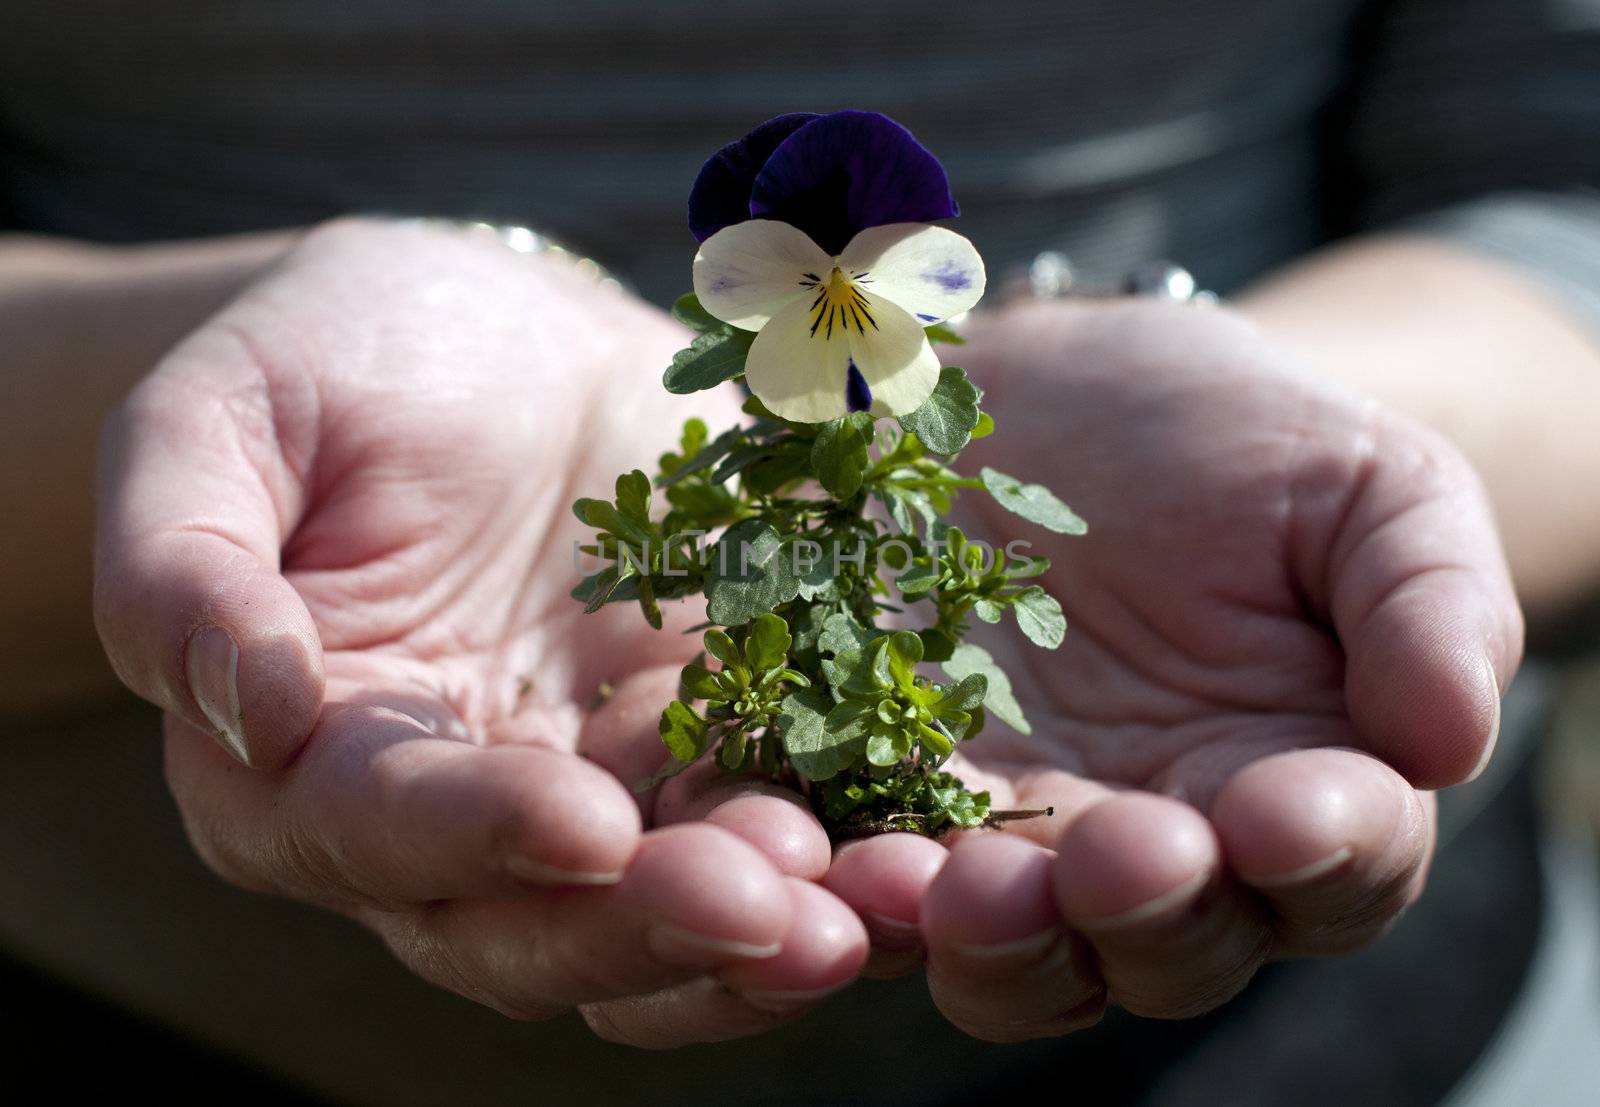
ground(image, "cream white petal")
xmin=743 ymin=293 xmax=854 ymax=424
xmin=837 ymin=223 xmax=987 ymax=325
xmin=845 ymin=293 xmax=943 ymax=417
xmin=692 ymin=219 xmax=834 ymax=331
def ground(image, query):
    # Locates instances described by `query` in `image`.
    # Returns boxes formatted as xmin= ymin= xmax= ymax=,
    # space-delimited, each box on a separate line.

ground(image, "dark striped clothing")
xmin=2 ymin=2 xmax=1599 ymax=1103
xmin=3 ymin=0 xmax=1600 ymax=324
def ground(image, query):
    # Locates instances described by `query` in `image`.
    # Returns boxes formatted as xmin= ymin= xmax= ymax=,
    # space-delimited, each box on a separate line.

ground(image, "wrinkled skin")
xmin=854 ymin=299 xmax=1520 ymax=1039
xmin=94 ymin=220 xmax=1520 ymax=1048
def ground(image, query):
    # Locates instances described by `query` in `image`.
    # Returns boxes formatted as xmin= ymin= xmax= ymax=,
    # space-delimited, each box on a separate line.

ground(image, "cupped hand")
xmin=94 ymin=219 xmax=865 ymax=1047
xmin=820 ymin=298 xmax=1522 ymax=1040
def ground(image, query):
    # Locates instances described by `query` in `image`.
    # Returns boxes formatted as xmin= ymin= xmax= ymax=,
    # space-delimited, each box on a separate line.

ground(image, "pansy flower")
xmin=689 ymin=111 xmax=986 ymax=424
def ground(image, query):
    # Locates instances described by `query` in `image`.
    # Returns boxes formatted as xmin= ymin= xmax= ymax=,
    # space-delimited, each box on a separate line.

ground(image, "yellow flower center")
xmin=802 ymin=267 xmax=879 ymax=341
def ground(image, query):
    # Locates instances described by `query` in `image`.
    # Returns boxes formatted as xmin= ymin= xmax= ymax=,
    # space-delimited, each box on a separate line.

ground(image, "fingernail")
xmin=1466 ymin=655 xmax=1502 ymax=783
xmin=647 ymin=923 xmax=782 ymax=967
xmin=1247 ymin=845 xmax=1353 ymax=889
xmin=186 ymin=626 xmax=249 ymax=766
xmin=737 ymin=980 xmax=852 ymax=1014
xmin=505 ymin=855 xmax=623 ymax=887
xmin=951 ymin=926 xmax=1062 ymax=964
xmin=864 ymin=912 xmax=923 ymax=949
xmin=1076 ymin=870 xmax=1210 ymax=932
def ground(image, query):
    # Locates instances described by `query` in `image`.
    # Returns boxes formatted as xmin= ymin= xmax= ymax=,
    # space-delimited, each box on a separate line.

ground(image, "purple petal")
xmin=845 ymin=360 xmax=873 ymax=413
xmin=687 ymin=113 xmax=818 ymax=242
xmin=750 ymin=111 xmax=959 ymax=256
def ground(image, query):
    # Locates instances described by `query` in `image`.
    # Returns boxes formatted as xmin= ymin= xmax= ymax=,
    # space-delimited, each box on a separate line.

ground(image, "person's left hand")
xmin=812 ymin=297 xmax=1521 ymax=1040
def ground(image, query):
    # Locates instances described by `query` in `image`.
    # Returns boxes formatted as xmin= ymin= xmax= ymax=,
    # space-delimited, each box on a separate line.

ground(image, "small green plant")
xmin=571 ymin=111 xmax=1085 ymax=839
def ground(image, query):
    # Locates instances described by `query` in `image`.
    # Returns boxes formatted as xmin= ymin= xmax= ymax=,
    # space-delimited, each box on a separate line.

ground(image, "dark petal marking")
xmin=750 ymin=110 xmax=959 ymax=256
xmin=846 ymin=361 xmax=873 ymax=413
xmin=687 ymin=113 xmax=818 ymax=241
xmin=923 ymin=259 xmax=973 ymax=292
xmin=917 ymin=313 xmax=938 ymax=322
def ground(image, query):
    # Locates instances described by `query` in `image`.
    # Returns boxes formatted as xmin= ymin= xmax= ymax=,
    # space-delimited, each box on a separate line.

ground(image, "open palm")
xmin=96 ymin=223 xmax=1520 ymax=1048
xmin=824 ymin=297 xmax=1522 ymax=1040
xmin=96 ymin=220 xmax=869 ymax=1047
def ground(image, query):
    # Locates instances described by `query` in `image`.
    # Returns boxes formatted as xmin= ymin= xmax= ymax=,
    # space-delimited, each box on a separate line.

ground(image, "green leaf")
xmin=678 ymin=416 xmax=709 ymax=456
xmin=916 ymin=720 xmax=954 ymax=758
xmin=970 ymin=411 xmax=995 ymax=439
xmin=709 ymin=442 xmax=776 ymax=484
xmin=820 ymin=650 xmax=860 ymax=693
xmin=679 ymin=663 xmax=724 ymax=702
xmin=796 ymin=537 xmax=845 ymax=602
xmin=899 ymin=366 xmax=981 ymax=455
xmin=1013 ymin=585 xmax=1066 ymax=649
xmin=663 ymin=327 xmax=754 ymax=395
xmin=779 ymin=689 xmax=863 ymax=780
xmin=614 ymin=470 xmax=651 ymax=524
xmin=658 ymin=427 xmax=742 ymax=488
xmin=895 ymin=559 xmax=942 ymax=596
xmin=935 ymin=673 xmax=989 ymax=715
xmin=877 ymin=484 xmax=937 ymax=535
xmin=704 ymin=519 xmax=803 ymax=626
xmin=973 ymin=597 xmax=1005 ymax=623
xmin=573 ymin=564 xmax=638 ymax=614
xmin=718 ymin=729 xmax=749 ymax=770
xmin=702 ymin=628 xmax=741 ymax=668
xmin=819 ymin=612 xmax=878 ymax=658
xmin=886 ymin=631 xmax=924 ymax=689
xmin=1003 ymin=553 xmax=1051 ymax=579
xmin=865 ymin=731 xmax=899 ymax=767
xmin=658 ymin=700 xmax=707 ymax=762
xmin=943 ymin=643 xmax=1032 ymax=736
xmin=979 ymin=467 xmax=1087 ymax=535
xmin=810 ymin=412 xmax=875 ymax=500
xmin=918 ymin=627 xmax=957 ymax=663
xmin=744 ymin=612 xmax=792 ymax=672
xmin=822 ymin=634 xmax=894 ymax=698
xmin=923 ymin=322 xmax=967 ymax=345
xmin=671 ymin=292 xmax=723 ymax=333
xmin=636 ymin=572 xmax=662 ymax=630
xmin=740 ymin=442 xmax=814 ymax=495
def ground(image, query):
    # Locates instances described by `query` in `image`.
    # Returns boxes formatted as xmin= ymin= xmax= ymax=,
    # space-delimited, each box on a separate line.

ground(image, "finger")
xmin=370 ymin=824 xmax=789 ymax=1020
xmin=1052 ymin=792 xmax=1272 ymax=1018
xmin=655 ymin=758 xmax=832 ymax=879
xmin=166 ymin=696 xmax=643 ymax=906
xmin=581 ymin=878 xmax=868 ymax=1047
xmin=924 ymin=833 xmax=1106 ymax=1041
xmin=95 ymin=332 xmax=322 ymax=770
xmin=824 ymin=833 xmax=948 ymax=977
xmin=1316 ymin=421 xmax=1522 ymax=788
xmin=1210 ymin=747 xmax=1433 ymax=955
xmin=569 ymin=664 xmax=688 ymax=827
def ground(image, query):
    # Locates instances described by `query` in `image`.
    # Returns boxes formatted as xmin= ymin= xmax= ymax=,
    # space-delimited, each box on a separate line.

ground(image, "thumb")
xmin=94 ymin=327 xmax=323 ymax=770
xmin=1322 ymin=419 xmax=1523 ymax=789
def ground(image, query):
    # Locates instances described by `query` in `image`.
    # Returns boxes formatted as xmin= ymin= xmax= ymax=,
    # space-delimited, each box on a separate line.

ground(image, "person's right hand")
xmin=94 ymin=219 xmax=866 ymax=1047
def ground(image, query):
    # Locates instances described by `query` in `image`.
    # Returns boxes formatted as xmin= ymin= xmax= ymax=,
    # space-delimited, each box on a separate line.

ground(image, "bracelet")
xmin=398 ymin=216 xmax=624 ymax=291
xmin=1021 ymin=250 xmax=1218 ymax=305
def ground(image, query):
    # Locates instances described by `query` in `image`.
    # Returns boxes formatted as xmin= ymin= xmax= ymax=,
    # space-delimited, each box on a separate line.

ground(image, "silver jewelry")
xmin=1024 ymin=250 xmax=1217 ymax=305
xmin=399 ymin=217 xmax=623 ymax=291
